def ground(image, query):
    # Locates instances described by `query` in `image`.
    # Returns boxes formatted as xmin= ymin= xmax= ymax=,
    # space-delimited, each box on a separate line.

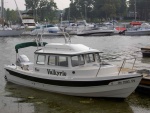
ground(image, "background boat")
xmin=0 ymin=28 xmax=24 ymax=37
xmin=0 ymin=0 xmax=24 ymax=37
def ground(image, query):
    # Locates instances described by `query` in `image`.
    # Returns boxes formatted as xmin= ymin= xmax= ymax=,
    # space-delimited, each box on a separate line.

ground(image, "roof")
xmin=35 ymin=43 xmax=100 ymax=55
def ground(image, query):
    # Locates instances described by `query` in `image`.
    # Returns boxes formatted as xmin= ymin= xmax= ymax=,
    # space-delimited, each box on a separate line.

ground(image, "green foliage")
xmin=5 ymin=9 xmax=19 ymax=24
xmin=128 ymin=0 xmax=150 ymax=21
xmin=25 ymin=0 xmax=57 ymax=22
xmin=63 ymin=0 xmax=127 ymax=22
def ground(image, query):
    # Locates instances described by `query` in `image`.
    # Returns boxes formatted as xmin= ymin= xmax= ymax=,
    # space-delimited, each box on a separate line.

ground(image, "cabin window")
xmin=58 ymin=56 xmax=68 ymax=67
xmin=79 ymin=55 xmax=85 ymax=65
xmin=71 ymin=55 xmax=85 ymax=67
xmin=86 ymin=53 xmax=95 ymax=63
xmin=95 ymin=53 xmax=101 ymax=63
xmin=48 ymin=56 xmax=57 ymax=66
xmin=71 ymin=56 xmax=79 ymax=67
xmin=36 ymin=55 xmax=45 ymax=65
xmin=48 ymin=55 xmax=68 ymax=67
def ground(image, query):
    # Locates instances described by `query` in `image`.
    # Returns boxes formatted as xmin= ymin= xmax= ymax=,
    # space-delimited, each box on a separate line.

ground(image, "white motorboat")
xmin=124 ymin=23 xmax=150 ymax=36
xmin=59 ymin=20 xmax=95 ymax=35
xmin=22 ymin=17 xmax=36 ymax=29
xmin=30 ymin=24 xmax=63 ymax=36
xmin=4 ymin=34 xmax=142 ymax=98
xmin=0 ymin=27 xmax=24 ymax=37
xmin=77 ymin=27 xmax=114 ymax=36
xmin=21 ymin=10 xmax=36 ymax=30
xmin=0 ymin=0 xmax=24 ymax=37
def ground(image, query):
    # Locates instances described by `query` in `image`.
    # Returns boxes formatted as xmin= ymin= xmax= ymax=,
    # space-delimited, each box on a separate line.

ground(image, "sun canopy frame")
xmin=15 ymin=42 xmax=47 ymax=53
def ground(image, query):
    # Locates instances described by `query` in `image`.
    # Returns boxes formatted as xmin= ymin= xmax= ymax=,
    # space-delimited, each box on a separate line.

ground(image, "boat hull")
xmin=5 ymin=66 xmax=142 ymax=98
xmin=0 ymin=29 xmax=24 ymax=37
xmin=125 ymin=30 xmax=150 ymax=36
xmin=136 ymin=77 xmax=150 ymax=94
xmin=141 ymin=48 xmax=150 ymax=57
xmin=77 ymin=29 xmax=114 ymax=36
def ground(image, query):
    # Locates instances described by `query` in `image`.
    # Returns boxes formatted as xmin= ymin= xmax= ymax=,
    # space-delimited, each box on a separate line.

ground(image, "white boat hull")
xmin=5 ymin=66 xmax=142 ymax=98
xmin=125 ymin=30 xmax=150 ymax=36
xmin=0 ymin=29 xmax=24 ymax=37
xmin=77 ymin=29 xmax=114 ymax=36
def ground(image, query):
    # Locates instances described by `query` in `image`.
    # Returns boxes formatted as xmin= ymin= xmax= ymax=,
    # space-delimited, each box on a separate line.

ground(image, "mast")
xmin=1 ymin=0 xmax=4 ymax=27
xmin=13 ymin=0 xmax=23 ymax=22
xmin=1 ymin=0 xmax=4 ymax=18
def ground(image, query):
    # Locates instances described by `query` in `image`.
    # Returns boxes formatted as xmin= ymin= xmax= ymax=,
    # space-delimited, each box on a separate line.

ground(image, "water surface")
xmin=0 ymin=35 xmax=150 ymax=113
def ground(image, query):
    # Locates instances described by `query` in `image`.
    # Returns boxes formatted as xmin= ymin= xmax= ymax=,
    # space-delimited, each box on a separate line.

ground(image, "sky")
xmin=3 ymin=0 xmax=70 ymax=10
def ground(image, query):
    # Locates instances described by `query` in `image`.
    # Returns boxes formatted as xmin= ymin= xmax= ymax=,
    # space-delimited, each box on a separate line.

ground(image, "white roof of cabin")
xmin=35 ymin=43 xmax=99 ymax=55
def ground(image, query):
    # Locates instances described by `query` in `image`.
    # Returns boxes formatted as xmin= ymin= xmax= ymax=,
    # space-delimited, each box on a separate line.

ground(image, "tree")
xmin=25 ymin=0 xmax=57 ymax=22
xmin=63 ymin=0 xmax=128 ymax=22
xmin=5 ymin=9 xmax=19 ymax=24
xmin=128 ymin=0 xmax=150 ymax=21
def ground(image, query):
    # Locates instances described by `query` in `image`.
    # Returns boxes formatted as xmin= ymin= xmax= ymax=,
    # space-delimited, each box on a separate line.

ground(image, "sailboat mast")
xmin=1 ymin=0 xmax=4 ymax=18
xmin=1 ymin=0 xmax=4 ymax=27
xmin=13 ymin=0 xmax=23 ymax=21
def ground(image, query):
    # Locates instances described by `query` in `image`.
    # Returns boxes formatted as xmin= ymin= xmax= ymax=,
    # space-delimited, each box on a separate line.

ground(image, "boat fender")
xmin=72 ymin=71 xmax=75 ymax=74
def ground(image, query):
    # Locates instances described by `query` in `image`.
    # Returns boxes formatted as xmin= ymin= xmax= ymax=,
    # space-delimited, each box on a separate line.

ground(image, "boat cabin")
xmin=15 ymin=42 xmax=118 ymax=77
xmin=32 ymin=43 xmax=118 ymax=77
xmin=35 ymin=43 xmax=100 ymax=66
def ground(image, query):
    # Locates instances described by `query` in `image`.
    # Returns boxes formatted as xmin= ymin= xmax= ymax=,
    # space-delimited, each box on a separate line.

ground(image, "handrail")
xmin=59 ymin=27 xmax=71 ymax=43
xmin=118 ymin=58 xmax=136 ymax=76
xmin=118 ymin=58 xmax=126 ymax=76
xmin=63 ymin=32 xmax=71 ymax=43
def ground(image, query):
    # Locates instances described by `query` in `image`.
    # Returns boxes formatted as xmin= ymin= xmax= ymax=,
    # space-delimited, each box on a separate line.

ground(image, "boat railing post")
xmin=96 ymin=54 xmax=103 ymax=77
xmin=132 ymin=57 xmax=136 ymax=70
xmin=96 ymin=63 xmax=102 ymax=77
xmin=62 ymin=30 xmax=71 ymax=43
xmin=16 ymin=53 xmax=18 ymax=69
xmin=118 ymin=58 xmax=126 ymax=76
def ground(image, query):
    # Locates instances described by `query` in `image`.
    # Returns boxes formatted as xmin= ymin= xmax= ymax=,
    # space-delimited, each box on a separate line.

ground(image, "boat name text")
xmin=47 ymin=69 xmax=67 ymax=76
xmin=110 ymin=79 xmax=135 ymax=85
xmin=118 ymin=79 xmax=135 ymax=85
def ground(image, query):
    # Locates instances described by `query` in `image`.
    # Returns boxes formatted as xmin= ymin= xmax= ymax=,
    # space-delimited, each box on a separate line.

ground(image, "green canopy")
xmin=15 ymin=42 xmax=48 ymax=53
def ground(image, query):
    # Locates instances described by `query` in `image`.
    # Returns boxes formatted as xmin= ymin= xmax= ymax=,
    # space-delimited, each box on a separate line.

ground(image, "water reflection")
xmin=4 ymin=82 xmax=134 ymax=113
xmin=127 ymin=93 xmax=150 ymax=113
